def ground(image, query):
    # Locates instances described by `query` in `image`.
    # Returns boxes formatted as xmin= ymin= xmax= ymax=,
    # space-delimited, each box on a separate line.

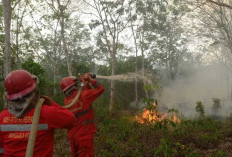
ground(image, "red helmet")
xmin=60 ymin=76 xmax=77 ymax=92
xmin=5 ymin=70 xmax=37 ymax=100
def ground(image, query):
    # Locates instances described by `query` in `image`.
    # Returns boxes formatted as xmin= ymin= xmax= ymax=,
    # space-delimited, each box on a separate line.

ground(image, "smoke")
xmin=96 ymin=71 xmax=153 ymax=84
xmin=159 ymin=63 xmax=232 ymax=118
xmin=96 ymin=64 xmax=232 ymax=118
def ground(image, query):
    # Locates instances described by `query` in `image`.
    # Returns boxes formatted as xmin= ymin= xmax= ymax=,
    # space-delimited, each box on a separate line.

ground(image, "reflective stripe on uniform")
xmin=0 ymin=147 xmax=4 ymax=153
xmin=82 ymin=119 xmax=94 ymax=125
xmin=75 ymin=106 xmax=93 ymax=118
xmin=0 ymin=124 xmax=48 ymax=131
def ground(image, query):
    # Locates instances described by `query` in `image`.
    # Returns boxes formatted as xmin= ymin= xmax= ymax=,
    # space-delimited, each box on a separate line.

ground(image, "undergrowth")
xmin=53 ymin=99 xmax=232 ymax=156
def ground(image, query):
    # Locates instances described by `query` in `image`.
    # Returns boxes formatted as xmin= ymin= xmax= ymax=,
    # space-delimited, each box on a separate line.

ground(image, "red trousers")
xmin=69 ymin=134 xmax=94 ymax=157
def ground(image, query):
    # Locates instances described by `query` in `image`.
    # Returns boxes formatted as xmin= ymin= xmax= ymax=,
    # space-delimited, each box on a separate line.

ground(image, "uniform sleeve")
xmin=41 ymin=102 xmax=76 ymax=129
xmin=83 ymin=80 xmax=105 ymax=104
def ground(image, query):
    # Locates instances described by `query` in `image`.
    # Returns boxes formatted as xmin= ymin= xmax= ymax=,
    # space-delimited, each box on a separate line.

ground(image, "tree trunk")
xmin=16 ymin=18 xmax=20 ymax=68
xmin=53 ymin=37 xmax=59 ymax=95
xmin=57 ymin=0 xmax=72 ymax=76
xmin=109 ymin=52 xmax=115 ymax=115
xmin=15 ymin=2 xmax=26 ymax=69
xmin=140 ymin=31 xmax=148 ymax=98
xmin=15 ymin=10 xmax=23 ymax=69
xmin=60 ymin=16 xmax=72 ymax=76
xmin=135 ymin=53 xmax=138 ymax=106
xmin=131 ymin=24 xmax=138 ymax=106
xmin=2 ymin=0 xmax=12 ymax=77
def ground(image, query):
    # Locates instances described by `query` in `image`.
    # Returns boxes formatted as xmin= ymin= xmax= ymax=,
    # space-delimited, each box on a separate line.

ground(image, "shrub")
xmin=195 ymin=101 xmax=205 ymax=118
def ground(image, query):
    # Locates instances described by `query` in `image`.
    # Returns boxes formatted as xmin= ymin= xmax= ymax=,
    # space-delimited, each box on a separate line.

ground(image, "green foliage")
xmin=195 ymin=101 xmax=205 ymax=118
xmin=21 ymin=58 xmax=44 ymax=76
xmin=143 ymin=97 xmax=156 ymax=110
xmin=21 ymin=58 xmax=46 ymax=94
xmin=114 ymin=81 xmax=145 ymax=110
xmin=154 ymin=139 xmax=199 ymax=157
xmin=0 ymin=5 xmax=3 ymax=17
xmin=199 ymin=132 xmax=222 ymax=149
xmin=143 ymin=85 xmax=153 ymax=91
xmin=0 ymin=34 xmax=5 ymax=43
xmin=133 ymin=0 xmax=190 ymax=80
xmin=54 ymin=100 xmax=228 ymax=156
xmin=97 ymin=65 xmax=111 ymax=76
xmin=154 ymin=138 xmax=176 ymax=156
xmin=168 ymin=108 xmax=179 ymax=114
xmin=212 ymin=98 xmax=221 ymax=114
xmin=72 ymin=62 xmax=90 ymax=75
xmin=209 ymin=150 xmax=227 ymax=157
xmin=143 ymin=84 xmax=160 ymax=91
xmin=173 ymin=117 xmax=223 ymax=151
xmin=95 ymin=116 xmax=145 ymax=156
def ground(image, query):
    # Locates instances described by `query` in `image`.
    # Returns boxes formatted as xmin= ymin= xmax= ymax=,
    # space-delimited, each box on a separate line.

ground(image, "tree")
xmin=195 ymin=101 xmax=205 ymax=118
xmin=1 ymin=0 xmax=30 ymax=76
xmin=129 ymin=0 xmax=171 ymax=98
xmin=2 ymin=0 xmax=12 ymax=77
xmin=184 ymin=0 xmax=232 ymax=98
xmin=128 ymin=1 xmax=139 ymax=105
xmin=85 ymin=0 xmax=130 ymax=115
xmin=141 ymin=1 xmax=188 ymax=80
xmin=22 ymin=58 xmax=46 ymax=93
xmin=45 ymin=0 xmax=73 ymax=76
xmin=57 ymin=0 xmax=73 ymax=76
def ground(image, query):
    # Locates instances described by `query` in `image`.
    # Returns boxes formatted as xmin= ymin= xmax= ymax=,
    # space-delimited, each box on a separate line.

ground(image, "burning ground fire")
xmin=136 ymin=101 xmax=181 ymax=124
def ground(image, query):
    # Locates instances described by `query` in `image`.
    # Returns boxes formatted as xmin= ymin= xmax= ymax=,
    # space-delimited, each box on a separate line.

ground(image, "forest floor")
xmin=54 ymin=107 xmax=232 ymax=157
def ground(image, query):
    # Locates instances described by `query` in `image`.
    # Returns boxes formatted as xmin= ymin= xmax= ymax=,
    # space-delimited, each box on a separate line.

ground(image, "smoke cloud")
xmin=159 ymin=63 xmax=232 ymax=118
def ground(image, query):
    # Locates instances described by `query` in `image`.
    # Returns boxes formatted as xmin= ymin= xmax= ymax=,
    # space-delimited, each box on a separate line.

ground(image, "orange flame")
xmin=136 ymin=101 xmax=181 ymax=124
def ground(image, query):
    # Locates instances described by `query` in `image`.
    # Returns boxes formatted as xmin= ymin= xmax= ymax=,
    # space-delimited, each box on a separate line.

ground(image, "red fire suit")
xmin=64 ymin=80 xmax=104 ymax=157
xmin=0 ymin=99 xmax=75 ymax=157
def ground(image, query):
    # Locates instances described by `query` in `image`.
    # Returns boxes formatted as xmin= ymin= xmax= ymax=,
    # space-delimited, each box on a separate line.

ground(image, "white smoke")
xmin=159 ymin=63 xmax=232 ymax=118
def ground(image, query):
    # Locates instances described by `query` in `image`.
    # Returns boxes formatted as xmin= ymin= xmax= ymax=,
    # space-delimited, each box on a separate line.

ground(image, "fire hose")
xmin=24 ymin=90 xmax=82 ymax=157
xmin=25 ymin=74 xmax=93 ymax=155
xmin=25 ymin=98 xmax=45 ymax=157
xmin=63 ymin=85 xmax=83 ymax=109
xmin=64 ymin=73 xmax=95 ymax=109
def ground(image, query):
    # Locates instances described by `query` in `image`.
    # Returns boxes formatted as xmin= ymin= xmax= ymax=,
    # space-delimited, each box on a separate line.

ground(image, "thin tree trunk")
xmin=225 ymin=58 xmax=231 ymax=99
xmin=52 ymin=21 xmax=60 ymax=95
xmin=60 ymin=16 xmax=72 ymax=76
xmin=15 ymin=2 xmax=27 ymax=69
xmin=135 ymin=52 xmax=138 ymax=105
xmin=2 ymin=0 xmax=12 ymax=77
xmin=140 ymin=31 xmax=148 ymax=98
xmin=15 ymin=7 xmax=22 ymax=69
xmin=57 ymin=0 xmax=72 ymax=76
xmin=53 ymin=38 xmax=59 ymax=95
xmin=109 ymin=52 xmax=116 ymax=115
xmin=231 ymin=83 xmax=232 ymax=101
xmin=131 ymin=24 xmax=138 ymax=106
xmin=16 ymin=17 xmax=20 ymax=68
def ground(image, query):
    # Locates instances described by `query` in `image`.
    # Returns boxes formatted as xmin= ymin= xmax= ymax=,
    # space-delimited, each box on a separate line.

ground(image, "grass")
xmin=54 ymin=104 xmax=232 ymax=156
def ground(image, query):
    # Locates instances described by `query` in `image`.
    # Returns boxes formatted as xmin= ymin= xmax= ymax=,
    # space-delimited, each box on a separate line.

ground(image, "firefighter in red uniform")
xmin=60 ymin=74 xmax=104 ymax=157
xmin=0 ymin=70 xmax=75 ymax=157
